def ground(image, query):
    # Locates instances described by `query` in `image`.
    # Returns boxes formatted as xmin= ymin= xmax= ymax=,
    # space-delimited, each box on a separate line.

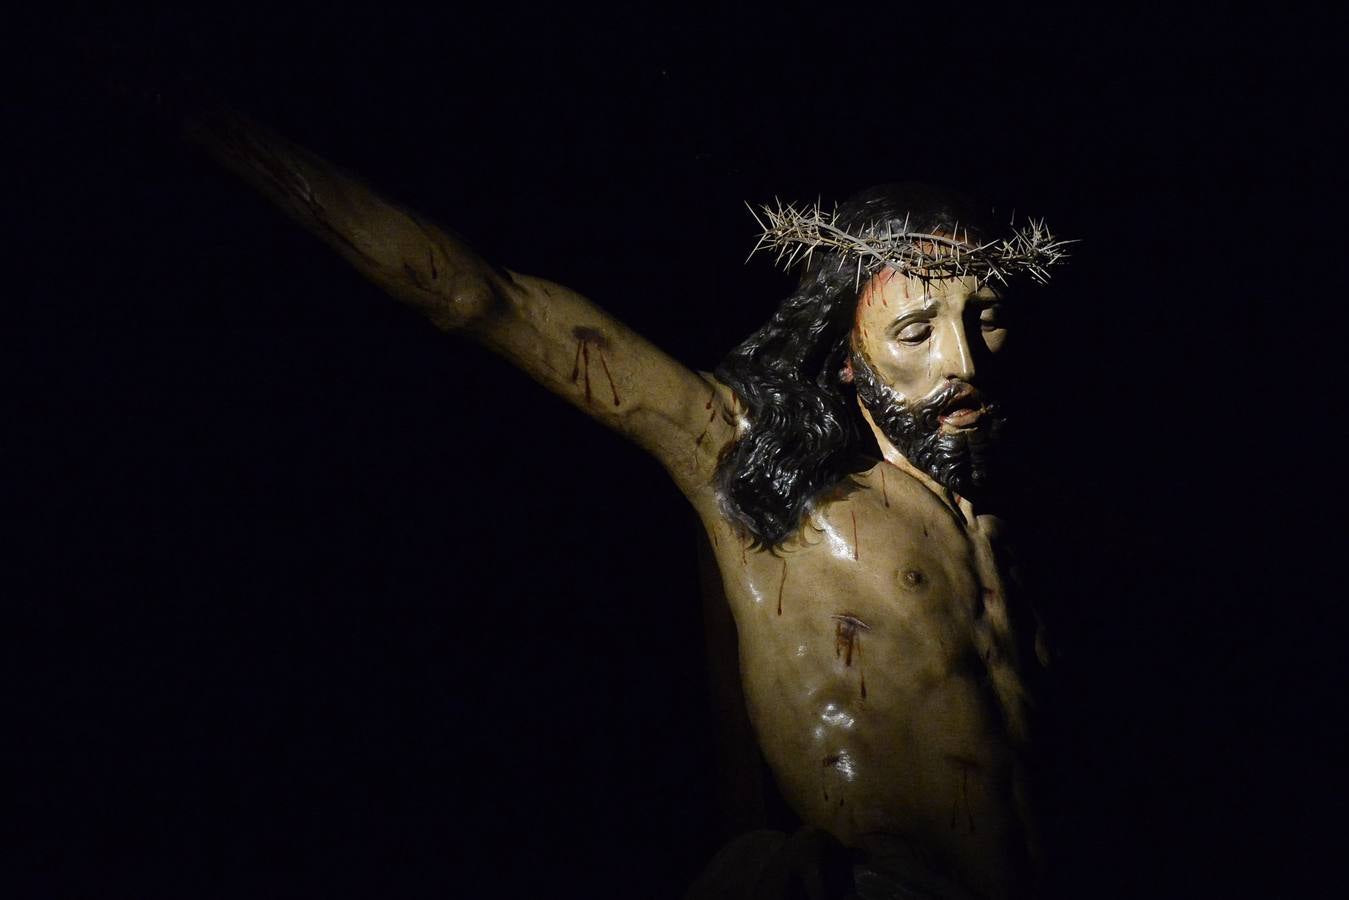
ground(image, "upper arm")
xmin=465 ymin=271 xmax=739 ymax=503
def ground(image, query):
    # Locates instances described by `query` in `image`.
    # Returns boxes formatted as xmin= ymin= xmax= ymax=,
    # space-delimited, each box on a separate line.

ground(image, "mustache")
xmin=929 ymin=380 xmax=985 ymax=411
xmin=849 ymin=351 xmax=1004 ymax=498
xmin=907 ymin=380 xmax=994 ymax=425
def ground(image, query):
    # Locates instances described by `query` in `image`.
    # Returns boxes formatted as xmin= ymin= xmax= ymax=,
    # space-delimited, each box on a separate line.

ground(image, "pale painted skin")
xmin=852 ymin=265 xmax=1007 ymax=434
xmin=713 ymin=271 xmax=1038 ymax=900
xmin=195 ymin=113 xmax=1040 ymax=899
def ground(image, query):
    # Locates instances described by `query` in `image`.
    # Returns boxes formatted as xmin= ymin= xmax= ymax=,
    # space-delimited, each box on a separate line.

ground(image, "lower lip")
xmin=939 ymin=408 xmax=983 ymax=428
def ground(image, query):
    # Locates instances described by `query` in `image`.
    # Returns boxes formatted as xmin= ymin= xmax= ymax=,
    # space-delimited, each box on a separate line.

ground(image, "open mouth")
xmin=936 ymin=384 xmax=986 ymax=428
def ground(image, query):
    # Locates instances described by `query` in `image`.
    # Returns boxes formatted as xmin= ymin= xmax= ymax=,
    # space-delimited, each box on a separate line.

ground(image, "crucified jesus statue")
xmin=182 ymin=107 xmax=1069 ymax=900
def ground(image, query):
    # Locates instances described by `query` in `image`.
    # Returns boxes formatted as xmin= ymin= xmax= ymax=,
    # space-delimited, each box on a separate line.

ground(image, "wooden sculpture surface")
xmin=191 ymin=112 xmax=1051 ymax=900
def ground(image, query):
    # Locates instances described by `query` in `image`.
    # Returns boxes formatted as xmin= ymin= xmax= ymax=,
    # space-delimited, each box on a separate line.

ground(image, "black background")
xmin=9 ymin=5 xmax=1333 ymax=899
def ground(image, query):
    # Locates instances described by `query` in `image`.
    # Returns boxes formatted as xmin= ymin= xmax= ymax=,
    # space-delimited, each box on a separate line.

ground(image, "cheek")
xmin=870 ymin=343 xmax=937 ymax=398
xmin=982 ymin=329 xmax=1009 ymax=354
xmin=875 ymin=342 xmax=926 ymax=373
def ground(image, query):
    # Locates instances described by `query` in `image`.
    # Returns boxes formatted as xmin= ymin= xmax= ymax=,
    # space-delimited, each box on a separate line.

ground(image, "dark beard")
xmin=850 ymin=352 xmax=1005 ymax=499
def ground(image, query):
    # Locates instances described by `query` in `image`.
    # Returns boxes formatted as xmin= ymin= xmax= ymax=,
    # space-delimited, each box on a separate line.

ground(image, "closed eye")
xmin=895 ymin=321 xmax=932 ymax=344
xmin=886 ymin=302 xmax=938 ymax=345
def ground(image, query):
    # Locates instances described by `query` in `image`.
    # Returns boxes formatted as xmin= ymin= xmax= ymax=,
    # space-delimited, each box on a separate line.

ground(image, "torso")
xmin=700 ymin=459 xmax=1038 ymax=900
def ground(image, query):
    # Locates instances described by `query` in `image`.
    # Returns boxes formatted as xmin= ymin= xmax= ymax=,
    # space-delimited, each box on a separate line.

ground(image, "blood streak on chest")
xmin=946 ymin=755 xmax=980 ymax=834
xmin=832 ymin=614 xmax=870 ymax=700
xmin=777 ymin=558 xmax=788 ymax=616
xmin=820 ymin=748 xmax=858 ymax=805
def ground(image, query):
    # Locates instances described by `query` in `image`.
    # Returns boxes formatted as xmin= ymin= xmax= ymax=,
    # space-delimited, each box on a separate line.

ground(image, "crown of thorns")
xmin=747 ymin=200 xmax=1075 ymax=288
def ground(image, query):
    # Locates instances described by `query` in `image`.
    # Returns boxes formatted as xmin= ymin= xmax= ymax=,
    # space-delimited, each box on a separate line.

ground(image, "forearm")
xmin=184 ymin=109 xmax=501 ymax=330
xmin=180 ymin=107 xmax=731 ymax=496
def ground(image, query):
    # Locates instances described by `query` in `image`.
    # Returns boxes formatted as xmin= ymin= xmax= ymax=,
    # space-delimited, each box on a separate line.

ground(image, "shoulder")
xmin=679 ymin=372 xmax=745 ymax=515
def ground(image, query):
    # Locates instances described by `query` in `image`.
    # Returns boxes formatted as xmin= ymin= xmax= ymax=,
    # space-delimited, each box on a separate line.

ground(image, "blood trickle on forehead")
xmin=854 ymin=266 xmax=931 ymax=350
xmin=860 ymin=266 xmax=904 ymax=310
xmin=855 ymin=224 xmax=984 ymax=315
xmin=856 ymin=268 xmax=903 ymax=345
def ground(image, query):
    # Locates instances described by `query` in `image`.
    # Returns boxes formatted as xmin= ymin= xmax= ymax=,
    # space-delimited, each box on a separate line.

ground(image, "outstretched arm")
xmin=185 ymin=110 xmax=737 ymax=502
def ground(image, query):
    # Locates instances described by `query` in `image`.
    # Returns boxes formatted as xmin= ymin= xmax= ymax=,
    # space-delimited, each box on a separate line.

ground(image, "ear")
xmin=839 ymin=357 xmax=854 ymax=384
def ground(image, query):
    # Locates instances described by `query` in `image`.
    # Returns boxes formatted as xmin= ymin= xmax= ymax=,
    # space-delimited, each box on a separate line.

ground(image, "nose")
xmin=938 ymin=318 xmax=976 ymax=383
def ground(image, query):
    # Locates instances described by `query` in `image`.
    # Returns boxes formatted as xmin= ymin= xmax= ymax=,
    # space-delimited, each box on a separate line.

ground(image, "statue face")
xmin=850 ymin=268 xmax=1009 ymax=494
xmin=852 ymin=267 xmax=1007 ymax=414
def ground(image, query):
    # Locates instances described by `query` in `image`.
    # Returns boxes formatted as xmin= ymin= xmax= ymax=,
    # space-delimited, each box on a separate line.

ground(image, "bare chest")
xmin=710 ymin=467 xmax=998 ymax=700
xmin=703 ymin=464 xmax=1032 ymax=853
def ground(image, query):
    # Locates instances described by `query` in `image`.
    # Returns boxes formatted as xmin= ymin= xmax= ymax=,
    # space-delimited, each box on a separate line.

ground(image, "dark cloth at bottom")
xmin=683 ymin=829 xmax=981 ymax=900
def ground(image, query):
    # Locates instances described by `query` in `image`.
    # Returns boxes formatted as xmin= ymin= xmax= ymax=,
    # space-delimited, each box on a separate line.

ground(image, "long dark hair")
xmin=714 ymin=183 xmax=997 ymax=548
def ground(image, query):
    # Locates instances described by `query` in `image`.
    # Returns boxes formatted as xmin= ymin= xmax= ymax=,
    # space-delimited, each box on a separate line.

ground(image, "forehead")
xmin=854 ymin=267 xmax=998 ymax=327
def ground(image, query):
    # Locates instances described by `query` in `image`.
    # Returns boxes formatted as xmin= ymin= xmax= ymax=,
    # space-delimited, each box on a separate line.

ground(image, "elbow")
xmin=425 ymin=269 xmax=499 ymax=331
xmin=357 ymin=219 xmax=501 ymax=331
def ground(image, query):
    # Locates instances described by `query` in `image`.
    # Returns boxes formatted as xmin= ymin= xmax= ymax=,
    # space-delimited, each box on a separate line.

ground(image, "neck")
xmin=858 ymin=400 xmax=906 ymax=469
xmin=857 ymin=400 xmax=956 ymax=504
xmin=852 ymin=396 xmax=982 ymax=523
